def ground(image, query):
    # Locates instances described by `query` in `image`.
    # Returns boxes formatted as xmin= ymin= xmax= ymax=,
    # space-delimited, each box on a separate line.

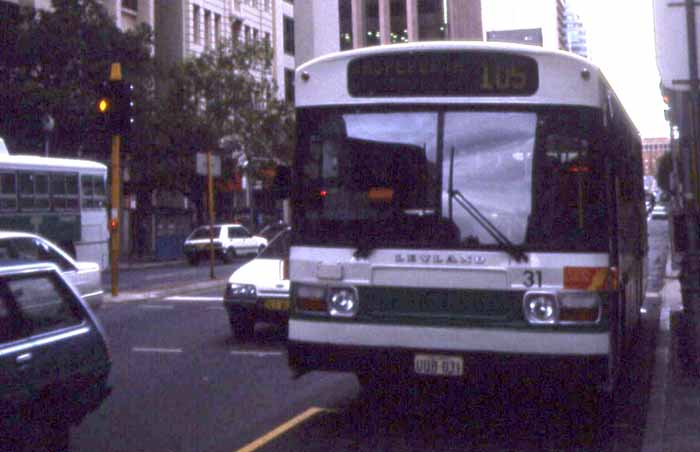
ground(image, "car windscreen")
xmin=259 ymin=230 xmax=291 ymax=259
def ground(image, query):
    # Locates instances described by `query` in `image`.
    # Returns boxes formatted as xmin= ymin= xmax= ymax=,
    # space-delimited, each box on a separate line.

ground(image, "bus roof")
xmin=0 ymin=150 xmax=107 ymax=173
xmin=295 ymin=41 xmax=608 ymax=109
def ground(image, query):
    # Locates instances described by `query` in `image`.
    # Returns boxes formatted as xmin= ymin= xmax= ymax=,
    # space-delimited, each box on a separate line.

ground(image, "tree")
xmin=656 ymin=151 xmax=674 ymax=194
xmin=0 ymin=0 xmax=154 ymax=158
xmin=146 ymin=39 xmax=295 ymax=221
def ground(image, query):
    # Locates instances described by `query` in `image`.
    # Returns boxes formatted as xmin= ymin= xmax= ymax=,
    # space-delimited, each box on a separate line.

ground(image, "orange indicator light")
xmin=563 ymin=267 xmax=617 ymax=291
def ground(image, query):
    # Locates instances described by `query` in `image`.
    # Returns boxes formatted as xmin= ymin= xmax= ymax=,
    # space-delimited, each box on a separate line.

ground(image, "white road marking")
xmin=144 ymin=272 xmax=183 ymax=281
xmin=139 ymin=304 xmax=174 ymax=310
xmin=206 ymin=306 xmax=226 ymax=311
xmin=132 ymin=347 xmax=183 ymax=353
xmin=230 ymin=350 xmax=284 ymax=357
xmin=164 ymin=296 xmax=223 ymax=302
xmin=646 ymin=291 xmax=661 ymax=299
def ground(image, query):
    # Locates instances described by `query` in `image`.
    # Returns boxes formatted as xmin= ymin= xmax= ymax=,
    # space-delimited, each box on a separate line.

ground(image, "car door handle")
xmin=16 ymin=352 xmax=32 ymax=364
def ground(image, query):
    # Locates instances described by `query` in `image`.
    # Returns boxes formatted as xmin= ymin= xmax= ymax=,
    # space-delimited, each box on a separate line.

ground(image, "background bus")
xmin=0 ymin=137 xmax=109 ymax=269
xmin=284 ymin=42 xmax=646 ymax=404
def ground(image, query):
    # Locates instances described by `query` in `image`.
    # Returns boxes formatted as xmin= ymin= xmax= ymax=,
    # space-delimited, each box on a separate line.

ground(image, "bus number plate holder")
xmin=414 ymin=354 xmax=464 ymax=377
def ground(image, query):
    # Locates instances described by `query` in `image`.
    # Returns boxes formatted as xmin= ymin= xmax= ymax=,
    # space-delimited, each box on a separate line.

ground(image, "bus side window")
xmin=0 ymin=173 xmax=17 ymax=211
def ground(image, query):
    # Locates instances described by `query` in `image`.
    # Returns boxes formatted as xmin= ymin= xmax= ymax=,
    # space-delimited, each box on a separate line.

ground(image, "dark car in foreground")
xmin=0 ymin=263 xmax=111 ymax=451
xmin=224 ymin=227 xmax=291 ymax=339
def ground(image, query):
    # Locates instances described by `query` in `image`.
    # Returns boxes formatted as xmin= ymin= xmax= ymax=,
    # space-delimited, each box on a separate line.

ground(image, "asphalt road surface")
xmin=71 ymin=219 xmax=670 ymax=452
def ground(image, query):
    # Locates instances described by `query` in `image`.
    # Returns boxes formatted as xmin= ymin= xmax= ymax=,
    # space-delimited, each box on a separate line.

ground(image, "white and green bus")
xmin=284 ymin=42 xmax=647 ymax=399
xmin=0 ymin=138 xmax=108 ymax=269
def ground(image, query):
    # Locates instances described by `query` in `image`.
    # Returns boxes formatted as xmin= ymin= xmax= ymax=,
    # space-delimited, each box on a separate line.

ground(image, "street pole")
xmin=110 ymin=134 xmax=120 ymax=296
xmin=208 ymin=151 xmax=216 ymax=280
xmin=108 ymin=63 xmax=123 ymax=297
xmin=681 ymin=0 xmax=700 ymax=371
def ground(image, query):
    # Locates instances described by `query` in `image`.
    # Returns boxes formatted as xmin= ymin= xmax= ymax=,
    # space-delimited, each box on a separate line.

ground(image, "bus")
xmin=284 ymin=42 xmax=647 ymax=402
xmin=0 ymin=137 xmax=109 ymax=269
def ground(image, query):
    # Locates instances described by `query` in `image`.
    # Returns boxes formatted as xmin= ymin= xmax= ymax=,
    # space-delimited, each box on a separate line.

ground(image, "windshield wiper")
xmin=447 ymin=147 xmax=527 ymax=263
xmin=450 ymin=190 xmax=528 ymax=263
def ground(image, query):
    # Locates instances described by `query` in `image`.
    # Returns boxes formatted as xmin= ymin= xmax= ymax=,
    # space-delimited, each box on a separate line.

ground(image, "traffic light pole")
xmin=110 ymin=134 xmax=121 ymax=296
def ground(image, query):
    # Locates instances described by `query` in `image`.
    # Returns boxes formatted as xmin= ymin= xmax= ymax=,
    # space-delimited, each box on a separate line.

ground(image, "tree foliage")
xmin=656 ymin=151 xmax=674 ymax=194
xmin=0 ymin=0 xmax=154 ymax=158
xmin=144 ymin=39 xmax=295 ymax=199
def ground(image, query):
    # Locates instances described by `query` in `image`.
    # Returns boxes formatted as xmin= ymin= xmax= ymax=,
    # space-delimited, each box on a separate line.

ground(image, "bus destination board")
xmin=347 ymin=51 xmax=539 ymax=97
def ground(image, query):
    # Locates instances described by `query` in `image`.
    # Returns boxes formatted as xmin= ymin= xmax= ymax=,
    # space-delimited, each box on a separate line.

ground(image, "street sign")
xmin=654 ymin=0 xmax=700 ymax=91
xmin=196 ymin=152 xmax=221 ymax=176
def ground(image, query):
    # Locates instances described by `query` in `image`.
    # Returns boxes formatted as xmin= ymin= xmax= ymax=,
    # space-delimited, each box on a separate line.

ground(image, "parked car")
xmin=651 ymin=202 xmax=669 ymax=220
xmin=224 ymin=227 xmax=290 ymax=339
xmin=0 ymin=231 xmax=104 ymax=310
xmin=0 ymin=262 xmax=111 ymax=451
xmin=183 ymin=224 xmax=268 ymax=266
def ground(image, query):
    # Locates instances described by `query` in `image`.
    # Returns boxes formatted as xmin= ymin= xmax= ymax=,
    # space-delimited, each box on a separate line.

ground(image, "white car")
xmin=223 ymin=227 xmax=290 ymax=339
xmin=0 ymin=231 xmax=104 ymax=310
xmin=183 ymin=224 xmax=268 ymax=265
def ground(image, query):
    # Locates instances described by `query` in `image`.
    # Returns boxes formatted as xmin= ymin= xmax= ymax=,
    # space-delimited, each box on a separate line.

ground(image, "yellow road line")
xmin=234 ymin=406 xmax=326 ymax=452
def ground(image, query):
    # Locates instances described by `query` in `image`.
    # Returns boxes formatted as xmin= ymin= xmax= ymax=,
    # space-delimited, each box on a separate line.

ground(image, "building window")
xmin=264 ymin=32 xmax=271 ymax=49
xmin=122 ymin=0 xmax=138 ymax=11
xmin=215 ymin=14 xmax=221 ymax=46
xmin=253 ymin=28 xmax=258 ymax=41
xmin=283 ymin=16 xmax=294 ymax=55
xmin=418 ymin=0 xmax=447 ymax=40
xmin=193 ymin=5 xmax=201 ymax=45
xmin=365 ymin=0 xmax=380 ymax=46
xmin=264 ymin=0 xmax=271 ymax=11
xmin=339 ymin=0 xmax=352 ymax=50
xmin=232 ymin=19 xmax=242 ymax=43
xmin=390 ymin=0 xmax=407 ymax=43
xmin=285 ymin=69 xmax=295 ymax=103
xmin=245 ymin=25 xmax=251 ymax=42
xmin=204 ymin=10 xmax=211 ymax=48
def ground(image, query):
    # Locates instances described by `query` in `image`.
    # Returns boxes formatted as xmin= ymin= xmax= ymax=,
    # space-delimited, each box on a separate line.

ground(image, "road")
xmin=71 ymin=219 xmax=670 ymax=452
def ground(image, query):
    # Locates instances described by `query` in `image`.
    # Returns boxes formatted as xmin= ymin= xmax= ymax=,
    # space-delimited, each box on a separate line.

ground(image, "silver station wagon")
xmin=0 ymin=231 xmax=104 ymax=310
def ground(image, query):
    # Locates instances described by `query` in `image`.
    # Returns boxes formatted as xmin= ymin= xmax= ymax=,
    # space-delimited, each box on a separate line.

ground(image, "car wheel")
xmin=230 ymin=315 xmax=254 ymax=340
xmin=223 ymin=247 xmax=237 ymax=263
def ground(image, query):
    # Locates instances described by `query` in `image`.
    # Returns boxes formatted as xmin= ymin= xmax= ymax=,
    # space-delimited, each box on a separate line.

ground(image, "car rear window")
xmin=2 ymin=272 xmax=82 ymax=336
xmin=190 ymin=227 xmax=220 ymax=240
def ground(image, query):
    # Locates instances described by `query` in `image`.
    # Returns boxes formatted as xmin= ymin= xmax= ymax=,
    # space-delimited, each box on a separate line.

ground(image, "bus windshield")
xmin=295 ymin=107 xmax=609 ymax=252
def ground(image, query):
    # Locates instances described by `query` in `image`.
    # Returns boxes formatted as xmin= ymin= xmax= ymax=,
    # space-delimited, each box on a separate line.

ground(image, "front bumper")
xmin=224 ymin=296 xmax=289 ymax=324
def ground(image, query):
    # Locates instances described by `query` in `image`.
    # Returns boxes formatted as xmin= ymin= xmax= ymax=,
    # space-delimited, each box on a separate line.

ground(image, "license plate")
xmin=263 ymin=298 xmax=289 ymax=311
xmin=414 ymin=354 xmax=464 ymax=377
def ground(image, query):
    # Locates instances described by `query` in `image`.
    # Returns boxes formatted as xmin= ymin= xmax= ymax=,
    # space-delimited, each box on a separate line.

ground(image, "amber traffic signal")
xmin=96 ymin=80 xmax=133 ymax=134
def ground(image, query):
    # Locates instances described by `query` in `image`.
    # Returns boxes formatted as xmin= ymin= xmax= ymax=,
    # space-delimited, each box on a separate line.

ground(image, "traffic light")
xmin=95 ymin=80 xmax=134 ymax=134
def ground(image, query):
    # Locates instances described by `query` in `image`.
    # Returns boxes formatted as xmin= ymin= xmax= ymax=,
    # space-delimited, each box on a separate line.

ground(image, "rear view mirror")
xmin=272 ymin=165 xmax=291 ymax=200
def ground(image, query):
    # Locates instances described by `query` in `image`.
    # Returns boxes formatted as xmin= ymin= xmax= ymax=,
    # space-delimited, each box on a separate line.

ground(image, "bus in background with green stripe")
xmin=0 ymin=137 xmax=108 ymax=269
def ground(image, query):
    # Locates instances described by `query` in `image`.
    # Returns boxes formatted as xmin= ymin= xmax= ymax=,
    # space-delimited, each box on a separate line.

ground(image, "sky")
xmin=567 ymin=0 xmax=669 ymax=138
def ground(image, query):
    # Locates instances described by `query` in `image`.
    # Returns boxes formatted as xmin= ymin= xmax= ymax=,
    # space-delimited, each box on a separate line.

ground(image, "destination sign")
xmin=347 ymin=51 xmax=539 ymax=97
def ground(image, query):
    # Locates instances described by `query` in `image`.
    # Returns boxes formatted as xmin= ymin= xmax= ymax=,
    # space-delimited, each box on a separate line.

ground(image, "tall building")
xmin=564 ymin=7 xmax=588 ymax=58
xmin=482 ymin=0 xmax=566 ymax=50
xmin=155 ymin=0 xmax=295 ymax=101
xmin=643 ymin=137 xmax=671 ymax=177
xmin=296 ymin=0 xmax=483 ymax=66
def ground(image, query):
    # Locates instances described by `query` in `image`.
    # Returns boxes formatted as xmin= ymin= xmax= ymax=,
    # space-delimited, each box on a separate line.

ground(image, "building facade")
xmin=296 ymin=0 xmax=483 ymax=66
xmin=482 ymin=0 xmax=566 ymax=50
xmin=643 ymin=137 xmax=671 ymax=178
xmin=564 ymin=7 xmax=588 ymax=58
xmin=155 ymin=0 xmax=295 ymax=101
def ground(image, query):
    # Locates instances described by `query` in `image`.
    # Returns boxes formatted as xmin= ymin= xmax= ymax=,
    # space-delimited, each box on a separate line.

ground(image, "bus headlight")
xmin=328 ymin=287 xmax=359 ymax=318
xmin=523 ymin=292 xmax=558 ymax=324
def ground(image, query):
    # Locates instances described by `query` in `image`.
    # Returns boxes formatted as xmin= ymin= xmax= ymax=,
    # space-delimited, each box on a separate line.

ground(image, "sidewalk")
xmin=102 ymin=256 xmax=228 ymax=303
xmin=643 ymin=260 xmax=700 ymax=451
